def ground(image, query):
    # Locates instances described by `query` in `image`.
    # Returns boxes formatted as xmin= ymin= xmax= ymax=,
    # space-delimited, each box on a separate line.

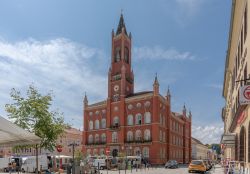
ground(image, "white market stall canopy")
xmin=0 ymin=116 xmax=41 ymax=146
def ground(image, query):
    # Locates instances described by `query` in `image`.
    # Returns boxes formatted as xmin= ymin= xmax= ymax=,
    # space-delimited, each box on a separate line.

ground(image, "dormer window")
xmin=115 ymin=47 xmax=121 ymax=62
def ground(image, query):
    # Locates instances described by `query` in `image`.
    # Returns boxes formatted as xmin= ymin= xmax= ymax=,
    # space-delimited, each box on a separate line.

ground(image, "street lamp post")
xmin=121 ymin=146 xmax=126 ymax=174
xmin=68 ymin=142 xmax=79 ymax=174
xmin=129 ymin=146 xmax=132 ymax=173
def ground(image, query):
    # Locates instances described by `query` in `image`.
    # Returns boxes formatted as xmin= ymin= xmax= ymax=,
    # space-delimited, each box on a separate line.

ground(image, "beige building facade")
xmin=222 ymin=0 xmax=250 ymax=169
xmin=191 ymin=137 xmax=208 ymax=160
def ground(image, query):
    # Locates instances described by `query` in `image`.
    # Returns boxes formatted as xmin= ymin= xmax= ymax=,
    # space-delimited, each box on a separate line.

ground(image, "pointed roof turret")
xmin=183 ymin=103 xmax=187 ymax=116
xmin=84 ymin=92 xmax=88 ymax=107
xmin=189 ymin=110 xmax=192 ymax=117
xmin=116 ymin=13 xmax=128 ymax=36
xmin=167 ymin=86 xmax=171 ymax=96
xmin=154 ymin=73 xmax=159 ymax=85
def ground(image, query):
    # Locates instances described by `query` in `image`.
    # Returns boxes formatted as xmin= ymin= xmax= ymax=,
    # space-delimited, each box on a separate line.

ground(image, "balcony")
xmin=86 ymin=142 xmax=106 ymax=146
xmin=124 ymin=139 xmax=152 ymax=144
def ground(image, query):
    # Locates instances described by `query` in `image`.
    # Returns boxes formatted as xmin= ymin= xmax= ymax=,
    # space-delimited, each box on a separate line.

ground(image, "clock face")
xmin=114 ymin=85 xmax=119 ymax=92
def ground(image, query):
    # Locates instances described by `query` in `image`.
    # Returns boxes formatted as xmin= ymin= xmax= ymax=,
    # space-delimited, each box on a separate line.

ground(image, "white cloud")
xmin=206 ymin=84 xmax=223 ymax=90
xmin=192 ymin=123 xmax=224 ymax=144
xmin=133 ymin=46 xmax=195 ymax=60
xmin=0 ymin=37 xmax=197 ymax=130
xmin=0 ymin=37 xmax=108 ymax=129
xmin=175 ymin=0 xmax=205 ymax=17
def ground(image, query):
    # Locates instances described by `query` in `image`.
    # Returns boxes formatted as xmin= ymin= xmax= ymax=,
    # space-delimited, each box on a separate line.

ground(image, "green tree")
xmin=5 ymin=85 xmax=66 ymax=151
xmin=75 ymin=149 xmax=84 ymax=166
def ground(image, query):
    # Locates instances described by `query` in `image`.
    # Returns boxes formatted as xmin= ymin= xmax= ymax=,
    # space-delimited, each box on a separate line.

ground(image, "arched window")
xmin=95 ymin=134 xmax=99 ymax=143
xmin=124 ymin=47 xmax=129 ymax=63
xmin=144 ymin=101 xmax=150 ymax=108
xmin=144 ymin=129 xmax=151 ymax=141
xmin=159 ymin=130 xmax=162 ymax=141
xmin=101 ymin=133 xmax=106 ymax=143
xmin=127 ymin=114 xmax=133 ymax=126
xmin=144 ymin=112 xmax=151 ymax=124
xmin=100 ymin=149 xmax=105 ymax=156
xmin=89 ymin=121 xmax=93 ymax=130
xmin=143 ymin=147 xmax=149 ymax=158
xmin=115 ymin=47 xmax=121 ymax=62
xmin=95 ymin=120 xmax=99 ymax=129
xmin=113 ymin=116 xmax=119 ymax=126
xmin=127 ymin=131 xmax=133 ymax=141
xmin=101 ymin=118 xmax=106 ymax=128
xmin=112 ymin=132 xmax=118 ymax=143
xmin=240 ymin=126 xmax=246 ymax=162
xmin=88 ymin=135 xmax=93 ymax=144
xmin=87 ymin=149 xmax=91 ymax=156
xmin=163 ymin=132 xmax=166 ymax=142
xmin=134 ymin=147 xmax=141 ymax=156
xmin=135 ymin=130 xmax=142 ymax=141
xmin=159 ymin=114 xmax=162 ymax=125
xmin=135 ymin=113 xmax=142 ymax=125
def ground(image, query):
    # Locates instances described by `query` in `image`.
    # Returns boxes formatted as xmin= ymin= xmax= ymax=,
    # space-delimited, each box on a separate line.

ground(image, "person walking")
xmin=8 ymin=162 xmax=12 ymax=174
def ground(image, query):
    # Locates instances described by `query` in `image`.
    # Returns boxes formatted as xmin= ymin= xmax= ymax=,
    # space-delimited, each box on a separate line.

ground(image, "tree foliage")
xmin=5 ymin=85 xmax=66 ymax=151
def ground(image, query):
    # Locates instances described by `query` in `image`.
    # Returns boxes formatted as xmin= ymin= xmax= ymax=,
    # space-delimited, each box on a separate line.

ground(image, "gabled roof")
xmin=87 ymin=100 xmax=107 ymax=108
xmin=192 ymin=137 xmax=204 ymax=145
xmin=126 ymin=91 xmax=152 ymax=98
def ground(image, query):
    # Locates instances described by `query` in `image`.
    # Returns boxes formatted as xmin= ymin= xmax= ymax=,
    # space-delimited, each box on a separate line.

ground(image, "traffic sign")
xmin=56 ymin=145 xmax=63 ymax=152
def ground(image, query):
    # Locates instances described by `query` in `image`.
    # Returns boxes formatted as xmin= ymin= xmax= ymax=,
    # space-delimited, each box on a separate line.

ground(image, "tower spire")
xmin=84 ymin=92 xmax=88 ymax=107
xmin=167 ymin=86 xmax=171 ymax=96
xmin=116 ymin=13 xmax=127 ymax=35
xmin=153 ymin=73 xmax=159 ymax=96
xmin=183 ymin=103 xmax=186 ymax=116
xmin=154 ymin=73 xmax=159 ymax=85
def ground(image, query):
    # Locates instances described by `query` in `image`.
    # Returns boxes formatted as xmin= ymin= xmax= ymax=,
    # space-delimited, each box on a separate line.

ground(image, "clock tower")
xmin=108 ymin=14 xmax=134 ymax=102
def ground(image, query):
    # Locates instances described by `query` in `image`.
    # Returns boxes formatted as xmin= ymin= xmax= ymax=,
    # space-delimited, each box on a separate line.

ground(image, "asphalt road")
xmin=99 ymin=165 xmax=224 ymax=174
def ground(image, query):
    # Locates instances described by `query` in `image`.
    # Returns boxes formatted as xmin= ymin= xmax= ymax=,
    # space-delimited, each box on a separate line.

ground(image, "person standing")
xmin=8 ymin=162 xmax=12 ymax=174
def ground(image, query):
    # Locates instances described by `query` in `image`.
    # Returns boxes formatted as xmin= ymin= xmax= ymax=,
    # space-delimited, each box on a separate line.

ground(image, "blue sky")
xmin=0 ymin=0 xmax=231 ymax=144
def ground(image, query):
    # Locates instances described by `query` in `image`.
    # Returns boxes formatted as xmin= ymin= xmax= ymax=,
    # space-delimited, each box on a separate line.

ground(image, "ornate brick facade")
xmin=82 ymin=14 xmax=192 ymax=164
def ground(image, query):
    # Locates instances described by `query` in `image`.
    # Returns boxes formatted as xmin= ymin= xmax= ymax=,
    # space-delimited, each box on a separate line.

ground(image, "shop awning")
xmin=0 ymin=116 xmax=41 ymax=146
xmin=221 ymin=133 xmax=236 ymax=147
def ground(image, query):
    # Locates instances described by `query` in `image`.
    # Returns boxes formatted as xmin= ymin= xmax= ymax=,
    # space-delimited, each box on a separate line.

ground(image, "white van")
xmin=21 ymin=155 xmax=49 ymax=173
xmin=93 ymin=159 xmax=106 ymax=170
xmin=0 ymin=157 xmax=11 ymax=172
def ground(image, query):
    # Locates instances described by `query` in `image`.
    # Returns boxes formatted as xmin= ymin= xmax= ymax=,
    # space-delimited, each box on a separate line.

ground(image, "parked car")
xmin=188 ymin=160 xmax=206 ymax=173
xmin=165 ymin=160 xmax=178 ymax=169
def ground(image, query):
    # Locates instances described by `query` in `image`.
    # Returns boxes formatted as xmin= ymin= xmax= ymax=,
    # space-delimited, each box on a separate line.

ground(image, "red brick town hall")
xmin=82 ymin=15 xmax=192 ymax=164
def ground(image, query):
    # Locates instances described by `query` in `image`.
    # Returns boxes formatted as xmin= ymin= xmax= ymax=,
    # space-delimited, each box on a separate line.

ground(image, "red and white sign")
xmin=240 ymin=85 xmax=250 ymax=105
xmin=56 ymin=145 xmax=63 ymax=152
xmin=106 ymin=148 xmax=110 ymax=155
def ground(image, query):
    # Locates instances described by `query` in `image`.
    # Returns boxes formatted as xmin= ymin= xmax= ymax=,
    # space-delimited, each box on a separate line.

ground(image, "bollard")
xmin=98 ymin=162 xmax=100 ymax=173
